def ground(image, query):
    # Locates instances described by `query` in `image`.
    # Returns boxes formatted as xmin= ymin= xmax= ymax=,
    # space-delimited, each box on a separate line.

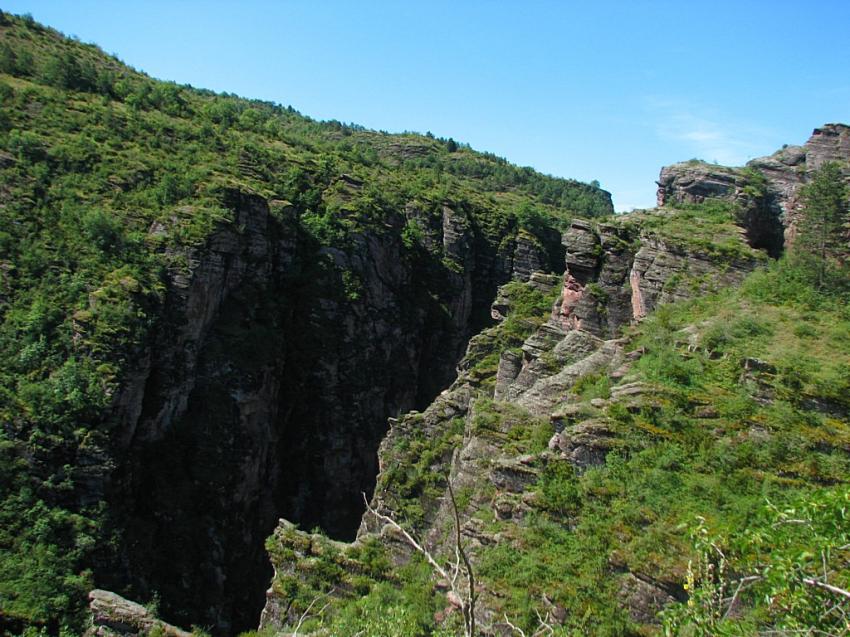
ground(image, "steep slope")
xmin=0 ymin=12 xmax=613 ymax=636
xmin=260 ymin=140 xmax=850 ymax=635
xmin=2 ymin=11 xmax=848 ymax=637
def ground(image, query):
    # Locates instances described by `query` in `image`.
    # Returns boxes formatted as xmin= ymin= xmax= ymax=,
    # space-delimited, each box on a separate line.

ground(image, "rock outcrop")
xmin=259 ymin=178 xmax=778 ymax=634
xmin=553 ymin=213 xmax=763 ymax=339
xmin=87 ymin=123 xmax=849 ymax=636
xmin=86 ymin=590 xmax=190 ymax=637
xmin=657 ymin=161 xmax=742 ymax=207
xmin=658 ymin=123 xmax=850 ymax=248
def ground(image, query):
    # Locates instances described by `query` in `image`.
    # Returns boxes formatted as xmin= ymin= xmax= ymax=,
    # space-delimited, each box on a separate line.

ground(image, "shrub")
xmin=537 ymin=460 xmax=581 ymax=516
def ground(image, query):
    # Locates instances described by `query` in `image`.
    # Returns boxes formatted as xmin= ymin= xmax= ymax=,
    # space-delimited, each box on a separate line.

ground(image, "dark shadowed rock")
xmin=618 ymin=575 xmax=677 ymax=625
xmin=259 ymin=126 xmax=850 ymax=635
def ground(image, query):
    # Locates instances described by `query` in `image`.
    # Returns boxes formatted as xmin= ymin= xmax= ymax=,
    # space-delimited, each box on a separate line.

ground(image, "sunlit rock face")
xmin=260 ymin=163 xmax=782 ymax=634
xmin=658 ymin=123 xmax=850 ymax=251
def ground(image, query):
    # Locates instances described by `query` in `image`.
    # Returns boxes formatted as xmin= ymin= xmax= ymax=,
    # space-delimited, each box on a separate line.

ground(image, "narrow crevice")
xmin=100 ymin=194 xmax=550 ymax=635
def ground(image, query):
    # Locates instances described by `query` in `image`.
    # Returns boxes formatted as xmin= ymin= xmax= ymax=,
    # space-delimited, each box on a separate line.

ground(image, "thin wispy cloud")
xmin=644 ymin=98 xmax=775 ymax=166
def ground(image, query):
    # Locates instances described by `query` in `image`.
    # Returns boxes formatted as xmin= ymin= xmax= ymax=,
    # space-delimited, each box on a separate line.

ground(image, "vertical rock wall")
xmin=256 ymin=123 xmax=850 ymax=636
xmin=100 ymin=191 xmax=558 ymax=634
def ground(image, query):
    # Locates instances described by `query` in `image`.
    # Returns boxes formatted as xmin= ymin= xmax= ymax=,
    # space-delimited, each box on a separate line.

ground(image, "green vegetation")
xmin=662 ymin=488 xmax=850 ymax=635
xmin=1 ymin=9 xmax=848 ymax=637
xmin=571 ymin=371 xmax=612 ymax=400
xmin=357 ymin=182 xmax=850 ymax=633
xmin=472 ymin=398 xmax=553 ymax=455
xmin=793 ymin=161 xmax=849 ymax=291
xmin=0 ymin=11 xmax=609 ymax=634
xmin=466 ymin=280 xmax=562 ymax=388
xmin=334 ymin=197 xmax=850 ymax=635
xmin=740 ymin=166 xmax=769 ymax=200
xmin=261 ymin=523 xmax=456 ymax=637
xmin=470 ymin=253 xmax=850 ymax=635
xmin=625 ymin=199 xmax=769 ymax=262
xmin=381 ymin=415 xmax=466 ymax=526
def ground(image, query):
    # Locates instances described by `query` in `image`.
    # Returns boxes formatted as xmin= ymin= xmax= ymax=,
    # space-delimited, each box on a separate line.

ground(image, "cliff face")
xmin=259 ymin=186 xmax=775 ymax=634
xmin=5 ymin=16 xmax=847 ymax=632
xmin=657 ymin=123 xmax=850 ymax=248
xmin=257 ymin=125 xmax=850 ymax=634
xmin=553 ymin=211 xmax=763 ymax=340
xmin=82 ymin=122 xmax=850 ymax=636
xmin=102 ymin=191 xmax=296 ymax=634
xmin=100 ymin=189 xmax=559 ymax=633
xmin=0 ymin=15 xmax=618 ymax=635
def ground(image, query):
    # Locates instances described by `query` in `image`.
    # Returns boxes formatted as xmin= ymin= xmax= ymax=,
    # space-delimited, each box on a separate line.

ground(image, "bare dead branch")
xmin=503 ymin=613 xmax=527 ymax=637
xmin=451 ymin=544 xmax=461 ymax=587
xmin=503 ymin=609 xmax=554 ymax=637
xmin=803 ymin=577 xmax=850 ymax=601
xmin=772 ymin=519 xmax=814 ymax=528
xmin=362 ymin=493 xmax=450 ymax=582
xmin=533 ymin=608 xmax=554 ymax=636
xmin=709 ymin=541 xmax=727 ymax=561
xmin=291 ymin=590 xmax=332 ymax=636
xmin=723 ymin=575 xmax=763 ymax=620
xmin=363 ymin=488 xmax=477 ymax=636
xmin=448 ymin=480 xmax=476 ymax=637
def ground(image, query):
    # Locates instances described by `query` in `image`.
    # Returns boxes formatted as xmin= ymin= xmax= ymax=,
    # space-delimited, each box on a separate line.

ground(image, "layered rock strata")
xmin=260 ymin=196 xmax=773 ymax=634
xmin=86 ymin=590 xmax=190 ymax=637
xmin=658 ymin=123 xmax=850 ymax=247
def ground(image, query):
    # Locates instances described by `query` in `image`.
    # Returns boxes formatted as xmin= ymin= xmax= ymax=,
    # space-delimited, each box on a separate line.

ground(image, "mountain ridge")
xmin=0 ymin=11 xmax=610 ymax=634
xmin=256 ymin=131 xmax=850 ymax=635
xmin=0 ymin=10 xmax=848 ymax=637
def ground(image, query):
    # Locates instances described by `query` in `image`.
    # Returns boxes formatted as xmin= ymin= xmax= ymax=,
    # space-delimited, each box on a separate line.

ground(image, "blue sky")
xmin=5 ymin=1 xmax=850 ymax=210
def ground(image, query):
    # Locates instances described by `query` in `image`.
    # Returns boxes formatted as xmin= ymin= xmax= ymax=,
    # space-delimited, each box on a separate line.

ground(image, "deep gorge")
xmin=4 ymin=13 xmax=849 ymax=635
xmin=97 ymin=190 xmax=565 ymax=634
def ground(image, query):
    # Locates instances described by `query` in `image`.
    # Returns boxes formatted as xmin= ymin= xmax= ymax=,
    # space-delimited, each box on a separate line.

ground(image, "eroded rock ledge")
xmin=86 ymin=590 xmax=190 ymax=637
xmin=259 ymin=186 xmax=776 ymax=633
xmin=658 ymin=122 xmax=850 ymax=249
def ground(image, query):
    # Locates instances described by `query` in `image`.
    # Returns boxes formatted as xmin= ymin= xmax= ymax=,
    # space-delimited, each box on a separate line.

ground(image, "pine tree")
xmin=796 ymin=161 xmax=849 ymax=289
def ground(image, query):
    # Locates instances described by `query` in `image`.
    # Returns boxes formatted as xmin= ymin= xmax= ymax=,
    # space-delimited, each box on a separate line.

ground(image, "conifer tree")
xmin=795 ymin=161 xmax=849 ymax=289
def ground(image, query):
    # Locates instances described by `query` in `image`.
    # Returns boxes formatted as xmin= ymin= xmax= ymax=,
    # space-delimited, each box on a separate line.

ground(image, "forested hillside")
xmin=1 ymin=9 xmax=849 ymax=637
xmin=0 ymin=11 xmax=611 ymax=635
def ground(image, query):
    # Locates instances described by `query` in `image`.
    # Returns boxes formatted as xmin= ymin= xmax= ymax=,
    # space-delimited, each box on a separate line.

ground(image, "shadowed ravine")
xmin=99 ymin=191 xmax=563 ymax=635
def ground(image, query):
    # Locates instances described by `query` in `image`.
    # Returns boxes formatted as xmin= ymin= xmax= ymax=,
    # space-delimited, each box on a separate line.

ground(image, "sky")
xmin=4 ymin=1 xmax=850 ymax=211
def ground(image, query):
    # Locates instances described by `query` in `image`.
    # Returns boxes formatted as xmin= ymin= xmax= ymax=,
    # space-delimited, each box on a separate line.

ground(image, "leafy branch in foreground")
xmin=663 ymin=488 xmax=850 ymax=636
